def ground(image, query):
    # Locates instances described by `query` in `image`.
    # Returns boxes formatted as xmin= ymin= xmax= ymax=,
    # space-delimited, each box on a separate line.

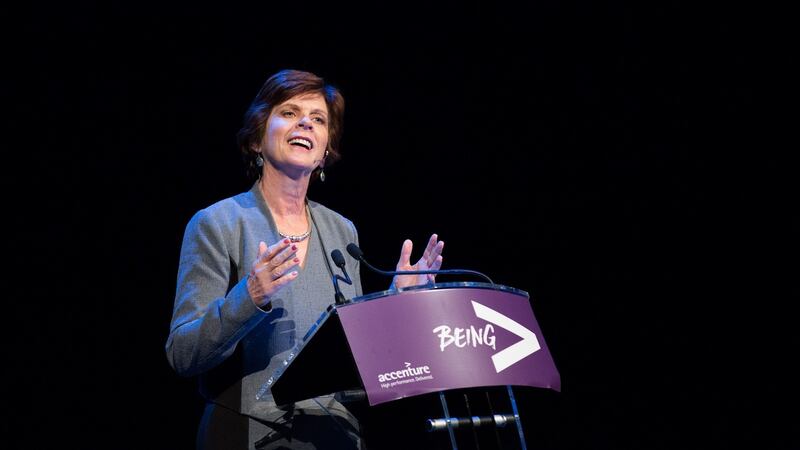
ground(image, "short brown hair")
xmin=237 ymin=69 xmax=345 ymax=180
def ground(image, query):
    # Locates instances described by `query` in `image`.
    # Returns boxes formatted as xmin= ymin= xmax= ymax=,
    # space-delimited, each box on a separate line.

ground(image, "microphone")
xmin=345 ymin=243 xmax=494 ymax=285
xmin=330 ymin=249 xmax=353 ymax=305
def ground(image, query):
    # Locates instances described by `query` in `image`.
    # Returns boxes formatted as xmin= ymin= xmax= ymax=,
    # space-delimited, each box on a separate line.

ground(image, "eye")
xmin=312 ymin=116 xmax=327 ymax=125
xmin=281 ymin=110 xmax=296 ymax=118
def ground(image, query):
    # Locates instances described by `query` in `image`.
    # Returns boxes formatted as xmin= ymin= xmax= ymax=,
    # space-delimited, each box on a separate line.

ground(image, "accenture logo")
xmin=377 ymin=362 xmax=434 ymax=389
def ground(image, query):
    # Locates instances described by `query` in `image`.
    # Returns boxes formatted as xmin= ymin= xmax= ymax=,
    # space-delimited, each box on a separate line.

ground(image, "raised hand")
xmin=392 ymin=233 xmax=444 ymax=290
xmin=247 ymin=239 xmax=300 ymax=308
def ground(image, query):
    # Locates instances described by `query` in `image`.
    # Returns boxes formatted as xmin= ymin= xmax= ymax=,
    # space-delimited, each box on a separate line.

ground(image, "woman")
xmin=166 ymin=69 xmax=444 ymax=449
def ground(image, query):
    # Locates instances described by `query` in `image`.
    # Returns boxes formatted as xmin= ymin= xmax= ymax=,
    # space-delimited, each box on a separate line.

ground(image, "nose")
xmin=297 ymin=116 xmax=313 ymax=130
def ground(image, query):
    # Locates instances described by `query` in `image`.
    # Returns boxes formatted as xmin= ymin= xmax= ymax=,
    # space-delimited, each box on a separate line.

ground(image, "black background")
xmin=6 ymin=1 xmax=794 ymax=449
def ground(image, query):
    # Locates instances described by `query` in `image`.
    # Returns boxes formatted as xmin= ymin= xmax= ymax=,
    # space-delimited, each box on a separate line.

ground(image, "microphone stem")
xmin=361 ymin=259 xmax=394 ymax=276
xmin=360 ymin=259 xmax=494 ymax=284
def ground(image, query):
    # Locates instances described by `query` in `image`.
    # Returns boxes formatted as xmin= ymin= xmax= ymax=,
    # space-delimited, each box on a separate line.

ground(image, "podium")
xmin=259 ymin=282 xmax=560 ymax=449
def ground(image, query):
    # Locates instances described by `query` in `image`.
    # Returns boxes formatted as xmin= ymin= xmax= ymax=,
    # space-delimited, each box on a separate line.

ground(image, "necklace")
xmin=276 ymin=205 xmax=311 ymax=243
xmin=278 ymin=228 xmax=311 ymax=243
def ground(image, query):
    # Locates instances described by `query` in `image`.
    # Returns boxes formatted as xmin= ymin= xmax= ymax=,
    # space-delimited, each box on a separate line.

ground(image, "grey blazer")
xmin=166 ymin=182 xmax=363 ymax=422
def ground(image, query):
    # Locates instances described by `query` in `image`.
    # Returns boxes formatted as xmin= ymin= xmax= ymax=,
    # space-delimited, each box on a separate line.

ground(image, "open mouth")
xmin=288 ymin=137 xmax=313 ymax=150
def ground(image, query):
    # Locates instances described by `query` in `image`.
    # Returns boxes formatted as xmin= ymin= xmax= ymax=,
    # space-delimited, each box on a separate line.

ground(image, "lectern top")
xmin=350 ymin=281 xmax=529 ymax=304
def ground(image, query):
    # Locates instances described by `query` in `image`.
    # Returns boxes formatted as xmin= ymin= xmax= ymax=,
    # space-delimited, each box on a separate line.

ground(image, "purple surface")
xmin=338 ymin=287 xmax=561 ymax=405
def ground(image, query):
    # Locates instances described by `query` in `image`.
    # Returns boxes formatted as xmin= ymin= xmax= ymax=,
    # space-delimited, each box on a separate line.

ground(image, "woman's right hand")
xmin=247 ymin=239 xmax=299 ymax=308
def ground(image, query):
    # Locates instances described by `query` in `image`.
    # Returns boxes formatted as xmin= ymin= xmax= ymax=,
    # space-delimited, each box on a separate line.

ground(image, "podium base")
xmin=352 ymin=386 xmax=528 ymax=450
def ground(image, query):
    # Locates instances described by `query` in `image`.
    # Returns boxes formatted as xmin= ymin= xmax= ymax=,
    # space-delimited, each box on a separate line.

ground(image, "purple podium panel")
xmin=337 ymin=286 xmax=561 ymax=406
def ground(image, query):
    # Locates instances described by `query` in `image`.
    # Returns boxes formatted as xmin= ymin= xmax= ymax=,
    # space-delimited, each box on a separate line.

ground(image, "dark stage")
xmin=6 ymin=2 xmax=792 ymax=449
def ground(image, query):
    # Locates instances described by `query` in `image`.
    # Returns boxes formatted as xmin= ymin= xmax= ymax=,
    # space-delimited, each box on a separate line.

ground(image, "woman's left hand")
xmin=391 ymin=233 xmax=444 ymax=290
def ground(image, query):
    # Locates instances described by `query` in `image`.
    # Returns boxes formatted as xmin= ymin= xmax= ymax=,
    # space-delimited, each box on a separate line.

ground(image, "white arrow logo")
xmin=472 ymin=301 xmax=541 ymax=373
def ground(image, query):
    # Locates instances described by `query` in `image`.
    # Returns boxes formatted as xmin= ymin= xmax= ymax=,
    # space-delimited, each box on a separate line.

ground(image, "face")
xmin=259 ymin=92 xmax=329 ymax=178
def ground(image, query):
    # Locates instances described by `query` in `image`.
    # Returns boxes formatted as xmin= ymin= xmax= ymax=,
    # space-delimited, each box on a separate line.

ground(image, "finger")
xmin=253 ymin=257 xmax=299 ymax=281
xmin=429 ymin=241 xmax=444 ymax=265
xmin=428 ymin=253 xmax=443 ymax=283
xmin=268 ymin=238 xmax=293 ymax=254
xmin=422 ymin=233 xmax=439 ymax=260
xmin=430 ymin=254 xmax=443 ymax=271
xmin=253 ymin=266 xmax=300 ymax=292
xmin=270 ymin=256 xmax=301 ymax=280
xmin=430 ymin=240 xmax=444 ymax=258
xmin=419 ymin=240 xmax=443 ymax=269
xmin=251 ymin=241 xmax=270 ymax=275
xmin=271 ymin=244 xmax=299 ymax=267
xmin=261 ymin=239 xmax=292 ymax=264
xmin=397 ymin=239 xmax=413 ymax=269
xmin=273 ymin=270 xmax=300 ymax=287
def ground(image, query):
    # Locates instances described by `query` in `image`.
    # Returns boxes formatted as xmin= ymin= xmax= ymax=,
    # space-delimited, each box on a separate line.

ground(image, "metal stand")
xmin=507 ymin=386 xmax=528 ymax=450
xmin=426 ymin=386 xmax=528 ymax=449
